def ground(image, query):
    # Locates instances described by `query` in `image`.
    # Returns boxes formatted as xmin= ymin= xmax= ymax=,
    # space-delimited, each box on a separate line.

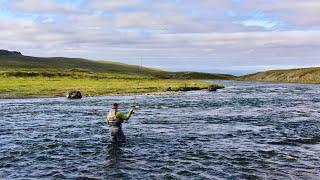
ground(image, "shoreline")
xmin=0 ymin=90 xmax=200 ymax=100
xmin=234 ymin=79 xmax=320 ymax=86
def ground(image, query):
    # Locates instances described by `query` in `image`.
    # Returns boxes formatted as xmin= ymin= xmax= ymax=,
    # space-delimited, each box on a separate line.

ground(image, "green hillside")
xmin=0 ymin=51 xmax=233 ymax=80
xmin=0 ymin=54 xmax=163 ymax=76
xmin=238 ymin=67 xmax=320 ymax=84
xmin=0 ymin=50 xmax=227 ymax=98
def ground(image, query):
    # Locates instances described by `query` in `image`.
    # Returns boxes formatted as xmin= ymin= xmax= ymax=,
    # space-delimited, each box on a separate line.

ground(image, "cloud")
xmin=241 ymin=0 xmax=320 ymax=27
xmin=1 ymin=16 xmax=319 ymax=62
xmin=110 ymin=11 xmax=213 ymax=32
xmin=89 ymin=0 xmax=142 ymax=10
xmin=76 ymin=1 xmax=250 ymax=33
xmin=7 ymin=0 xmax=79 ymax=13
xmin=0 ymin=0 xmax=320 ymax=74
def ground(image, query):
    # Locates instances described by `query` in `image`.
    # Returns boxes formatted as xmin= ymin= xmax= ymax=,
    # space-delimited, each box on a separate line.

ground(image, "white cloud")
xmin=8 ymin=0 xmax=79 ymax=13
xmin=242 ymin=0 xmax=320 ymax=26
xmin=89 ymin=0 xmax=142 ymax=10
xmin=1 ymin=16 xmax=319 ymax=62
xmin=1 ymin=0 xmax=320 ymax=73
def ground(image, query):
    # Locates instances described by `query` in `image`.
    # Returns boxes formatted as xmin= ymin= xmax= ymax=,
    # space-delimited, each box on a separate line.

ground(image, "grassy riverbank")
xmin=0 ymin=71 xmax=221 ymax=98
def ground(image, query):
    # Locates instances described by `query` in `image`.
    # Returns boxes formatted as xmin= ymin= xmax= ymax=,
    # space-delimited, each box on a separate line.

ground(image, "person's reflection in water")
xmin=107 ymin=143 xmax=123 ymax=167
xmin=105 ymin=143 xmax=129 ymax=179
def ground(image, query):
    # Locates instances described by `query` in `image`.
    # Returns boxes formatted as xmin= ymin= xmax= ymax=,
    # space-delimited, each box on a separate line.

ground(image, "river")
xmin=1 ymin=81 xmax=320 ymax=179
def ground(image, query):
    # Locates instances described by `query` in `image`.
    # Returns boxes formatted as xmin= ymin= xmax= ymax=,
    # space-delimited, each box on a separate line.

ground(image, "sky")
xmin=0 ymin=0 xmax=320 ymax=75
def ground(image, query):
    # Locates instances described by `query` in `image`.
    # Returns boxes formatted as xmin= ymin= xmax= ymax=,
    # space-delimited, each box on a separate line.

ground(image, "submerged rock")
xmin=67 ymin=90 xmax=82 ymax=99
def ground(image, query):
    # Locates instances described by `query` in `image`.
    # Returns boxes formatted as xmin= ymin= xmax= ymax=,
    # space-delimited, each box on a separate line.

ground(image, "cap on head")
xmin=112 ymin=103 xmax=118 ymax=109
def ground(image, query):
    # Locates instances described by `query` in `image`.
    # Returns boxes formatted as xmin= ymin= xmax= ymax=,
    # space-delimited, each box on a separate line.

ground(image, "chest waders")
xmin=107 ymin=109 xmax=126 ymax=143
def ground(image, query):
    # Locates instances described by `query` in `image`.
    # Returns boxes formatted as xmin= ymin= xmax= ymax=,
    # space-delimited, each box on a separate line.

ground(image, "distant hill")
xmin=0 ymin=49 xmax=22 ymax=56
xmin=238 ymin=67 xmax=320 ymax=84
xmin=0 ymin=50 xmax=234 ymax=79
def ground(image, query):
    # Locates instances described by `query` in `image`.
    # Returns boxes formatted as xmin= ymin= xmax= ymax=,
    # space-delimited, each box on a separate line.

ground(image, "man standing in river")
xmin=107 ymin=103 xmax=135 ymax=143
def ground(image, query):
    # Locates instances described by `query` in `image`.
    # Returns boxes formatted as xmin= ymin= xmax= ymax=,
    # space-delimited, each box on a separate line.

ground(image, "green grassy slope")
xmin=0 ymin=55 xmax=163 ymax=76
xmin=0 ymin=53 xmax=234 ymax=79
xmin=0 ymin=51 xmax=228 ymax=98
xmin=238 ymin=67 xmax=320 ymax=84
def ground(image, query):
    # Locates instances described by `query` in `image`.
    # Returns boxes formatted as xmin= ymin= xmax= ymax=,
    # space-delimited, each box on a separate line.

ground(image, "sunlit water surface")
xmin=1 ymin=81 xmax=320 ymax=179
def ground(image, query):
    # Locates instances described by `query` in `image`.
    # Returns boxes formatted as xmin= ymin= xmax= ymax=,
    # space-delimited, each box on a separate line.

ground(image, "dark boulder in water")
xmin=67 ymin=90 xmax=82 ymax=99
xmin=208 ymin=84 xmax=223 ymax=91
xmin=0 ymin=49 xmax=22 ymax=56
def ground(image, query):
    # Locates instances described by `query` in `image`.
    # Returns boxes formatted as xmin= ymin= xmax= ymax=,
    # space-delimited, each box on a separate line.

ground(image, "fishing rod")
xmin=132 ymin=58 xmax=142 ymax=109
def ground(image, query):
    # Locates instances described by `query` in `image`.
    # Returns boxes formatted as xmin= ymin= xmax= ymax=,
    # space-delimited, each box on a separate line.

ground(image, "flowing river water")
xmin=1 ymin=81 xmax=320 ymax=179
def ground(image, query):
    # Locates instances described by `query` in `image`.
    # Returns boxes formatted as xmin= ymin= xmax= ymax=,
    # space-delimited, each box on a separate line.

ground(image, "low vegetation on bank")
xmin=0 ymin=71 xmax=216 ymax=98
xmin=238 ymin=67 xmax=320 ymax=84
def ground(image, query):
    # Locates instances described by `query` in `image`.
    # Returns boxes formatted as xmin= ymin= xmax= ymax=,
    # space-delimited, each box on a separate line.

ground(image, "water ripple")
xmin=1 ymin=81 xmax=320 ymax=179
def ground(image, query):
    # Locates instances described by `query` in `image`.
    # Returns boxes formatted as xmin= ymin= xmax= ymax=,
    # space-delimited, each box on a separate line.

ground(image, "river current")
xmin=1 ymin=81 xmax=320 ymax=179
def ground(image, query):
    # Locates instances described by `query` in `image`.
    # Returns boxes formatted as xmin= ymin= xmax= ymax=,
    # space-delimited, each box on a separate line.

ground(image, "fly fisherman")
xmin=107 ymin=103 xmax=135 ymax=143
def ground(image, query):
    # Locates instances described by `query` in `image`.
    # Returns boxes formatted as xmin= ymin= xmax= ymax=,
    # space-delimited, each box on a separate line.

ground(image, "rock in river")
xmin=208 ymin=84 xmax=221 ymax=91
xmin=67 ymin=90 xmax=82 ymax=99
